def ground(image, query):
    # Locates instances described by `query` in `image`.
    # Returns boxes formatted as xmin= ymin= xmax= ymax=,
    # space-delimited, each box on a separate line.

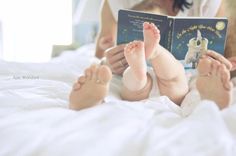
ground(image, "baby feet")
xmin=124 ymin=40 xmax=147 ymax=80
xmin=143 ymin=22 xmax=161 ymax=59
xmin=69 ymin=64 xmax=112 ymax=110
xmin=196 ymin=57 xmax=233 ymax=109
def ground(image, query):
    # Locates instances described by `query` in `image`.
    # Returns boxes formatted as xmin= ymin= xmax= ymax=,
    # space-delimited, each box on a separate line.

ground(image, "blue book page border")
xmin=117 ymin=9 xmax=169 ymax=47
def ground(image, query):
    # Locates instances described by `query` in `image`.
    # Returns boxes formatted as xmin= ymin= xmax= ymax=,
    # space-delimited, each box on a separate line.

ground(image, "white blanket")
xmin=0 ymin=44 xmax=236 ymax=156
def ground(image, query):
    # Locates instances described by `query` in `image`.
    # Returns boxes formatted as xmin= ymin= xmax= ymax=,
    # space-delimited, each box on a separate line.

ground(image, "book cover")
xmin=117 ymin=9 xmax=169 ymax=48
xmin=117 ymin=9 xmax=228 ymax=69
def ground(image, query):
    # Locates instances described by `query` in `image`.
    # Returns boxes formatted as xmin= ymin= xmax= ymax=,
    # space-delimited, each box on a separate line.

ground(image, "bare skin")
xmin=147 ymin=23 xmax=189 ymax=105
xmin=121 ymin=22 xmax=188 ymax=105
xmin=228 ymin=57 xmax=236 ymax=71
xmin=97 ymin=0 xmax=227 ymax=75
xmin=143 ymin=22 xmax=161 ymax=59
xmin=104 ymin=44 xmax=128 ymax=75
xmin=196 ymin=57 xmax=233 ymax=109
xmin=121 ymin=41 xmax=153 ymax=101
xmin=204 ymin=50 xmax=236 ymax=78
xmin=69 ymin=0 xmax=232 ymax=110
xmin=69 ymin=65 xmax=112 ymax=110
xmin=124 ymin=41 xmax=147 ymax=80
xmin=120 ymin=40 xmax=152 ymax=101
xmin=95 ymin=0 xmax=178 ymax=75
xmin=95 ymin=0 xmax=116 ymax=59
xmin=224 ymin=0 xmax=236 ymax=58
xmin=204 ymin=50 xmax=232 ymax=70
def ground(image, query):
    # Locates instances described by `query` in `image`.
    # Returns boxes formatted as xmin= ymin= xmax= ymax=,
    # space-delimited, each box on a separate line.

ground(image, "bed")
xmin=0 ymin=44 xmax=236 ymax=156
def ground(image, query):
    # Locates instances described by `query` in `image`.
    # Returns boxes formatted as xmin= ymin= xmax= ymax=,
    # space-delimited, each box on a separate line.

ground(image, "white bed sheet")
xmin=0 ymin=44 xmax=236 ymax=156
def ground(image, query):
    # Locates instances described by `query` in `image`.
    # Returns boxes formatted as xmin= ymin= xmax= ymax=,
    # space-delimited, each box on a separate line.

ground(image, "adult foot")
xmin=143 ymin=22 xmax=161 ymax=59
xmin=196 ymin=56 xmax=213 ymax=75
xmin=69 ymin=64 xmax=112 ymax=110
xmin=196 ymin=57 xmax=233 ymax=109
xmin=124 ymin=40 xmax=147 ymax=79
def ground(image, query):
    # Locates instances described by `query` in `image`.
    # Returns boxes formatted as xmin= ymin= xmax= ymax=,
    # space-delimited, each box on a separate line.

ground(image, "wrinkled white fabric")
xmin=0 ymin=44 xmax=235 ymax=156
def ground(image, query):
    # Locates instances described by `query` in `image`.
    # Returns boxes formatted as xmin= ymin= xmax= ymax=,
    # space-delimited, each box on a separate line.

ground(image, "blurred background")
xmin=0 ymin=0 xmax=102 ymax=62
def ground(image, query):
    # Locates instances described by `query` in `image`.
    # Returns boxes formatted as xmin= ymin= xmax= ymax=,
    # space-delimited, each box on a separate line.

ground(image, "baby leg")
xmin=143 ymin=22 xmax=188 ymax=105
xmin=121 ymin=41 xmax=152 ymax=101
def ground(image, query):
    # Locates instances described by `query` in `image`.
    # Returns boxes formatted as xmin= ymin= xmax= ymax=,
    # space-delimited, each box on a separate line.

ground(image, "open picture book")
xmin=117 ymin=9 xmax=228 ymax=69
